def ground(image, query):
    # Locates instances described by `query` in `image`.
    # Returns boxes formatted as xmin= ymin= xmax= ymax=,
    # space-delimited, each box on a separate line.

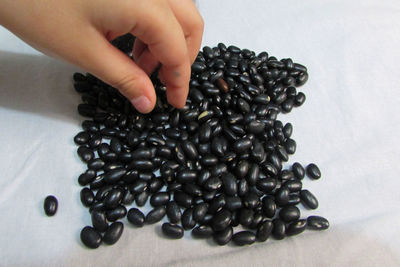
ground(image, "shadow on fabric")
xmin=0 ymin=50 xmax=82 ymax=124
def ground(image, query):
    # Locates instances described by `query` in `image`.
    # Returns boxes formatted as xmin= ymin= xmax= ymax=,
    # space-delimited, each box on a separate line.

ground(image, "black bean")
xmin=78 ymin=170 xmax=97 ymax=186
xmin=128 ymin=160 xmax=154 ymax=171
xmin=292 ymin=162 xmax=305 ymax=179
xmin=213 ymin=226 xmax=233 ymax=245
xmin=127 ymin=208 xmax=145 ymax=227
xmin=307 ymin=216 xmax=329 ymax=230
xmin=283 ymin=180 xmax=302 ymax=192
xmin=165 ymin=201 xmax=181 ymax=224
xmin=247 ymin=163 xmax=260 ymax=186
xmin=77 ymin=146 xmax=94 ymax=163
xmin=233 ymin=138 xmax=252 ymax=154
xmin=280 ymin=170 xmax=295 ymax=181
xmin=104 ymin=168 xmax=127 ymax=184
xmin=210 ymin=163 xmax=228 ymax=177
xmin=89 ymin=201 xmax=105 ymax=213
xmin=174 ymin=191 xmax=193 ymax=208
xmin=212 ymin=209 xmax=232 ymax=231
xmin=183 ymin=183 xmax=202 ymax=197
xmin=221 ymin=173 xmax=238 ymax=196
xmin=192 ymin=62 xmax=207 ymax=73
xmin=294 ymin=92 xmax=306 ymax=106
xmin=235 ymin=160 xmax=249 ymax=179
xmin=306 ymin=163 xmax=322 ymax=179
xmin=78 ymin=104 xmax=96 ymax=117
xmin=275 ymin=187 xmax=290 ymax=206
xmin=89 ymin=134 xmax=102 ymax=148
xmin=279 ymin=206 xmax=300 ymax=222
xmin=103 ymin=222 xmax=123 ymax=245
xmin=203 ymin=177 xmax=221 ymax=192
xmin=225 ymin=196 xmax=242 ymax=211
xmin=300 ymin=189 xmax=319 ymax=209
xmin=256 ymin=220 xmax=273 ymax=242
xmin=106 ymin=205 xmax=127 ymax=222
xmin=284 ymin=138 xmax=297 ymax=154
xmin=122 ymin=190 xmax=134 ymax=205
xmin=181 ymin=140 xmax=198 ymax=160
xmin=150 ymin=192 xmax=170 ymax=207
xmin=104 ymin=188 xmax=123 ymax=208
xmin=162 ymin=223 xmax=184 ymax=239
xmin=91 ymin=210 xmax=108 ymax=232
xmin=145 ymin=206 xmax=166 ymax=224
xmin=192 ymin=225 xmax=214 ymax=238
xmin=44 ymin=195 xmax=58 ymax=216
xmin=239 ymin=208 xmax=254 ymax=227
xmin=176 ymin=169 xmax=197 ymax=184
xmin=87 ymin=158 xmax=105 ymax=170
xmin=237 ymin=179 xmax=249 ymax=197
xmin=256 ymin=178 xmax=277 ymax=193
xmin=80 ymin=226 xmax=102 ymax=249
xmin=134 ymin=190 xmax=149 ymax=207
xmin=262 ymin=197 xmax=276 ymax=218
xmin=182 ymin=208 xmax=196 ymax=230
xmin=243 ymin=193 xmax=260 ymax=209
xmin=80 ymin=187 xmax=95 ymax=207
xmin=287 ymin=219 xmax=307 ymax=236
xmin=232 ymin=231 xmax=256 ymax=246
xmin=272 ymin=219 xmax=286 ymax=240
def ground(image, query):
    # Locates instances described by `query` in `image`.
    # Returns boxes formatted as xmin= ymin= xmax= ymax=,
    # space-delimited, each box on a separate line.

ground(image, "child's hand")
xmin=0 ymin=0 xmax=204 ymax=113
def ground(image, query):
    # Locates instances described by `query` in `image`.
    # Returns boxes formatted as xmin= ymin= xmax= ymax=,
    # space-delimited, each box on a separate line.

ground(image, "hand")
xmin=0 ymin=0 xmax=204 ymax=113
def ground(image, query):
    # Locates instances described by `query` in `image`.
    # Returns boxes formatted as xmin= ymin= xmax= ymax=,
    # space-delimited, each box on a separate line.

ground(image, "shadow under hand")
xmin=0 ymin=50 xmax=82 ymax=124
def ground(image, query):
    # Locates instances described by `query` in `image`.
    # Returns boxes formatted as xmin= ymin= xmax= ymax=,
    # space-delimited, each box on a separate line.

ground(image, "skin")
xmin=0 ymin=0 xmax=204 ymax=113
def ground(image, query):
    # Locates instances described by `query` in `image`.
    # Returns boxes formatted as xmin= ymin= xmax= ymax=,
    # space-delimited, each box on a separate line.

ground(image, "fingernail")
xmin=131 ymin=95 xmax=151 ymax=113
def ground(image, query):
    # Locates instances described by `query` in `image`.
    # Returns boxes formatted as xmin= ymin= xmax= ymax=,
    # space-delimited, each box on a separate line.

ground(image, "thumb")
xmin=72 ymin=30 xmax=156 ymax=113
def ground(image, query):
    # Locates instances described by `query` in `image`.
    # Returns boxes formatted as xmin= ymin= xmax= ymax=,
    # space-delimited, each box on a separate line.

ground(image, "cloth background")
xmin=0 ymin=0 xmax=399 ymax=266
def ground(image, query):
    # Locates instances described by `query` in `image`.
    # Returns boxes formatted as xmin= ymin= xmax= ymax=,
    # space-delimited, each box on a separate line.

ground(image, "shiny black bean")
xmin=232 ymin=231 xmax=256 ymax=246
xmin=239 ymin=208 xmax=254 ymax=227
xmin=182 ymin=208 xmax=196 ymax=230
xmin=256 ymin=178 xmax=277 ymax=193
xmin=256 ymin=220 xmax=273 ymax=242
xmin=89 ymin=174 xmax=106 ymax=190
xmin=192 ymin=62 xmax=207 ymax=73
xmin=192 ymin=225 xmax=213 ymax=238
xmin=176 ymin=169 xmax=197 ymax=184
xmin=230 ymin=124 xmax=246 ymax=136
xmin=292 ymin=162 xmax=305 ymax=179
xmin=247 ymin=163 xmax=259 ymax=186
xmin=211 ymin=136 xmax=227 ymax=157
xmin=174 ymin=191 xmax=193 ymax=208
xmin=247 ymin=120 xmax=265 ymax=135
xmin=121 ymin=190 xmax=134 ymax=205
xmin=81 ymin=187 xmax=95 ymax=207
xmin=150 ymin=192 xmax=170 ymax=207
xmin=306 ymin=163 xmax=322 ymax=179
xmin=272 ymin=219 xmax=286 ymax=240
xmin=275 ymin=187 xmax=290 ymax=206
xmin=237 ymin=98 xmax=250 ymax=114
xmin=224 ymin=196 xmax=242 ymax=211
xmin=212 ymin=209 xmax=232 ymax=231
xmin=181 ymin=140 xmax=198 ymax=160
xmin=213 ymin=226 xmax=233 ymax=246
xmin=87 ymin=158 xmax=105 ymax=170
xmin=89 ymin=134 xmax=102 ymax=148
xmin=148 ymin=178 xmax=164 ymax=193
xmin=287 ymin=195 xmax=301 ymax=205
xmin=233 ymin=138 xmax=252 ymax=154
xmin=283 ymin=180 xmax=302 ymax=192
xmin=131 ymin=148 xmax=152 ymax=160
xmin=162 ymin=223 xmax=184 ymax=239
xmin=104 ymin=168 xmax=127 ymax=184
xmin=284 ymin=138 xmax=297 ymax=154
xmin=128 ymin=160 xmax=154 ymax=171
xmin=89 ymin=201 xmax=105 ymax=213
xmin=262 ymin=197 xmax=276 ymax=218
xmin=80 ymin=226 xmax=102 ymax=249
xmin=104 ymin=188 xmax=123 ymax=208
xmin=286 ymin=219 xmax=307 ymax=236
xmin=44 ymin=195 xmax=58 ymax=216
xmin=243 ymin=193 xmax=260 ymax=209
xmin=135 ymin=190 xmax=149 ymax=207
xmin=279 ymin=206 xmax=300 ymax=222
xmin=129 ymin=179 xmax=147 ymax=194
xmin=78 ymin=170 xmax=97 ymax=186
xmin=280 ymin=170 xmax=295 ymax=181
xmin=237 ymin=179 xmax=249 ymax=197
xmin=105 ymin=203 xmax=125 ymax=220
xmin=103 ymin=222 xmax=123 ymax=245
xmin=77 ymin=146 xmax=94 ymax=163
xmin=127 ymin=208 xmax=145 ymax=227
xmin=307 ymin=216 xmax=329 ymax=230
xmin=294 ymin=92 xmax=306 ymax=106
xmin=300 ymin=189 xmax=319 ymax=209
xmin=91 ymin=210 xmax=108 ymax=232
xmin=166 ymin=201 xmax=182 ymax=224
xmin=235 ymin=160 xmax=249 ymax=179
xmin=145 ymin=206 xmax=166 ymax=224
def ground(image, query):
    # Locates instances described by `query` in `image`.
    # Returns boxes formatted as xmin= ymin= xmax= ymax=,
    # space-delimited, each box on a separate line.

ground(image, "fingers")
xmin=130 ymin=0 xmax=191 ymax=108
xmin=74 ymin=29 xmax=156 ymax=113
xmin=167 ymin=0 xmax=204 ymax=63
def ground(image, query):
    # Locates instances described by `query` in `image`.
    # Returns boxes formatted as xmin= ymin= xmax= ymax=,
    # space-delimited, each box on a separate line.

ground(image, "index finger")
xmin=131 ymin=0 xmax=191 ymax=108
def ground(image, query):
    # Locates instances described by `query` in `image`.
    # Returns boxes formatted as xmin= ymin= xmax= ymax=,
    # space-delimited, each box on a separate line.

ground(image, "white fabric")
xmin=1 ymin=0 xmax=400 ymax=266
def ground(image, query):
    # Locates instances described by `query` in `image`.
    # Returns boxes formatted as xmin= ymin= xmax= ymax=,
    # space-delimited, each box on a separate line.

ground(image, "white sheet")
xmin=1 ymin=0 xmax=400 ymax=266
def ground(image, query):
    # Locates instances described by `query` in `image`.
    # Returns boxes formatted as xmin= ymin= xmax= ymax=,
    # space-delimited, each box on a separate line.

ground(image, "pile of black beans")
xmin=73 ymin=34 xmax=329 ymax=249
